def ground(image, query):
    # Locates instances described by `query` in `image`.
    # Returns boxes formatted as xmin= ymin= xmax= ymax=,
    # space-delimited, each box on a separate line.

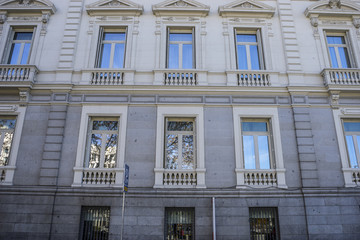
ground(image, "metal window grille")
xmin=249 ymin=207 xmax=280 ymax=240
xmin=79 ymin=206 xmax=110 ymax=240
xmin=165 ymin=207 xmax=195 ymax=240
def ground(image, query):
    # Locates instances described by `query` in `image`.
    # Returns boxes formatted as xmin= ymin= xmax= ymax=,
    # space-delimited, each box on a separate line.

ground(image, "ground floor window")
xmin=249 ymin=207 xmax=280 ymax=240
xmin=79 ymin=206 xmax=110 ymax=240
xmin=165 ymin=207 xmax=194 ymax=240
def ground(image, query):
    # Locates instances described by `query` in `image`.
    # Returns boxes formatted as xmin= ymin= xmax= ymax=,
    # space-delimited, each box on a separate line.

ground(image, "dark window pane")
xmin=344 ymin=122 xmax=360 ymax=132
xmin=237 ymin=34 xmax=257 ymax=43
xmin=92 ymin=121 xmax=118 ymax=131
xmin=0 ymin=119 xmax=16 ymax=130
xmin=79 ymin=206 xmax=110 ymax=240
xmin=167 ymin=121 xmax=193 ymax=131
xmin=103 ymin=32 xmax=125 ymax=41
xmin=14 ymin=32 xmax=33 ymax=41
xmin=249 ymin=208 xmax=280 ymax=240
xmin=242 ymin=122 xmax=267 ymax=132
xmin=327 ymin=36 xmax=345 ymax=44
xmin=165 ymin=208 xmax=194 ymax=240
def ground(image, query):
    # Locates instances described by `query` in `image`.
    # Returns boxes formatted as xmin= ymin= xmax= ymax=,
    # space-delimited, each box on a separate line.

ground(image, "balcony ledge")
xmin=0 ymin=64 xmax=38 ymax=88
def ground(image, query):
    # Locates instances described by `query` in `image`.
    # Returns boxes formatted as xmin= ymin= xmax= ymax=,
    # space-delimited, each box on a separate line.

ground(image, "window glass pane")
xmin=165 ymin=208 xmax=194 ymax=240
xmin=166 ymin=134 xmax=178 ymax=169
xmin=237 ymin=34 xmax=257 ymax=43
xmin=182 ymin=44 xmax=193 ymax=69
xmin=103 ymin=32 xmax=125 ymax=41
xmin=328 ymin=47 xmax=338 ymax=68
xmin=113 ymin=43 xmax=125 ymax=68
xmin=237 ymin=45 xmax=248 ymax=70
xmin=242 ymin=122 xmax=267 ymax=132
xmin=327 ymin=36 xmax=345 ymax=44
xmin=0 ymin=132 xmax=14 ymax=166
xmin=92 ymin=121 xmax=118 ymax=131
xmin=338 ymin=47 xmax=351 ymax=68
xmin=80 ymin=207 xmax=110 ymax=240
xmin=345 ymin=135 xmax=358 ymax=168
xmin=167 ymin=121 xmax=193 ymax=131
xmin=258 ymin=136 xmax=270 ymax=169
xmin=88 ymin=134 xmax=101 ymax=168
xmin=0 ymin=119 xmax=16 ymax=130
xmin=14 ymin=32 xmax=32 ymax=41
xmin=243 ymin=135 xmax=256 ymax=169
xmin=169 ymin=33 xmax=192 ymax=42
xmin=182 ymin=135 xmax=194 ymax=169
xmin=104 ymin=134 xmax=117 ymax=168
xmin=250 ymin=45 xmax=260 ymax=70
xmin=168 ymin=44 xmax=179 ymax=69
xmin=344 ymin=122 xmax=360 ymax=132
xmin=8 ymin=43 xmax=21 ymax=64
xmin=100 ymin=44 xmax=111 ymax=68
xmin=20 ymin=43 xmax=31 ymax=64
xmin=249 ymin=208 xmax=279 ymax=240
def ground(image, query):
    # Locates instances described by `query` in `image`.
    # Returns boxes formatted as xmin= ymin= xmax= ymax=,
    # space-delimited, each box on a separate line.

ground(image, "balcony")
xmin=343 ymin=168 xmax=360 ymax=187
xmin=72 ymin=167 xmax=123 ymax=188
xmin=0 ymin=166 xmax=16 ymax=185
xmin=322 ymin=68 xmax=360 ymax=86
xmin=163 ymin=169 xmax=197 ymax=187
xmin=236 ymin=169 xmax=287 ymax=189
xmin=80 ymin=69 xmax=135 ymax=85
xmin=226 ymin=70 xmax=274 ymax=87
xmin=153 ymin=69 xmax=208 ymax=86
xmin=0 ymin=65 xmax=38 ymax=87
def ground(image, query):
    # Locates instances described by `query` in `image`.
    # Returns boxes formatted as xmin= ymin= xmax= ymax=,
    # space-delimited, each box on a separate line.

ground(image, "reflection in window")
xmin=249 ymin=207 xmax=280 ymax=240
xmin=235 ymin=30 xmax=263 ymax=70
xmin=0 ymin=117 xmax=16 ymax=166
xmin=242 ymin=120 xmax=271 ymax=169
xmin=8 ymin=32 xmax=33 ymax=65
xmin=343 ymin=120 xmax=360 ymax=168
xmin=86 ymin=118 xmax=118 ymax=168
xmin=326 ymin=34 xmax=351 ymax=68
xmin=79 ymin=206 xmax=110 ymax=240
xmin=165 ymin=118 xmax=195 ymax=170
xmin=165 ymin=208 xmax=194 ymax=240
xmin=167 ymin=29 xmax=194 ymax=69
xmin=98 ymin=30 xmax=126 ymax=68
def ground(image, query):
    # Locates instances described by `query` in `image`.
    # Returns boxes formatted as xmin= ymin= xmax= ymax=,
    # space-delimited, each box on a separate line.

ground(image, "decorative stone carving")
xmin=310 ymin=17 xmax=319 ymax=27
xmin=0 ymin=13 xmax=7 ymax=24
xmin=330 ymin=91 xmax=340 ymax=107
xmin=152 ymin=0 xmax=210 ymax=17
xmin=328 ymin=0 xmax=341 ymax=9
xmin=105 ymin=0 xmax=126 ymax=7
xmin=19 ymin=89 xmax=29 ymax=106
xmin=219 ymin=0 xmax=275 ymax=18
xmin=86 ymin=0 xmax=143 ymax=16
xmin=173 ymin=1 xmax=189 ymax=7
xmin=353 ymin=18 xmax=360 ymax=28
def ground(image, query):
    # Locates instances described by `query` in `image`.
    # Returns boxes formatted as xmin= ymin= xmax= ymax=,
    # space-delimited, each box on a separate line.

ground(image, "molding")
xmin=0 ymin=0 xmax=56 ymax=15
xmin=86 ymin=0 xmax=143 ymax=16
xmin=305 ymin=0 xmax=360 ymax=18
xmin=152 ymin=0 xmax=210 ymax=17
xmin=219 ymin=0 xmax=275 ymax=18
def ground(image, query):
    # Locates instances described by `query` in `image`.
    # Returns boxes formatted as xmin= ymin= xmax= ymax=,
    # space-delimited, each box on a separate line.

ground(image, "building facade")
xmin=0 ymin=0 xmax=360 ymax=239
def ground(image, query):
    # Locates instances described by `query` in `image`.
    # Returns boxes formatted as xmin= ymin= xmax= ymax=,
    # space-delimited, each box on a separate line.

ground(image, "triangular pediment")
xmin=305 ymin=0 xmax=360 ymax=18
xmin=152 ymin=0 xmax=210 ymax=17
xmin=0 ymin=0 xmax=56 ymax=14
xmin=219 ymin=0 xmax=275 ymax=17
xmin=86 ymin=0 xmax=143 ymax=16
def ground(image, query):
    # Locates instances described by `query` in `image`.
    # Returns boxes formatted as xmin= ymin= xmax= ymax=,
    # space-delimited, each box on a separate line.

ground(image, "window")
xmin=326 ymin=33 xmax=352 ymax=68
xmin=79 ymin=206 xmax=110 ymax=240
xmin=165 ymin=208 xmax=194 ymax=240
xmin=343 ymin=120 xmax=360 ymax=168
xmin=249 ymin=207 xmax=280 ymax=240
xmin=85 ymin=118 xmax=119 ymax=169
xmin=242 ymin=119 xmax=272 ymax=170
xmin=96 ymin=28 xmax=126 ymax=68
xmin=167 ymin=28 xmax=195 ymax=69
xmin=235 ymin=30 xmax=263 ymax=70
xmin=6 ymin=30 xmax=34 ymax=65
xmin=165 ymin=118 xmax=195 ymax=170
xmin=0 ymin=117 xmax=16 ymax=167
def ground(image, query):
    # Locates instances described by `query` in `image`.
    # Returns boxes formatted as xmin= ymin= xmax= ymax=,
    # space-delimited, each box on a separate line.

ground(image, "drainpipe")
xmin=212 ymin=197 xmax=216 ymax=240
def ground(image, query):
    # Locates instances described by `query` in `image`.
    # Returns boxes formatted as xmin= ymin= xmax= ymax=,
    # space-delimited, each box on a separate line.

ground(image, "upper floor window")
xmin=6 ymin=29 xmax=34 ymax=65
xmin=235 ymin=30 xmax=264 ymax=70
xmin=326 ymin=33 xmax=352 ymax=68
xmin=167 ymin=28 xmax=195 ymax=69
xmin=0 ymin=117 xmax=16 ymax=167
xmin=96 ymin=28 xmax=127 ymax=69
xmin=343 ymin=120 xmax=360 ymax=168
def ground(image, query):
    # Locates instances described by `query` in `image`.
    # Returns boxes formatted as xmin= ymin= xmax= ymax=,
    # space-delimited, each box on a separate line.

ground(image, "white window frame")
xmin=166 ymin=28 xmax=195 ymax=69
xmin=233 ymin=107 xmax=287 ymax=189
xmin=72 ymin=105 xmax=128 ymax=188
xmin=154 ymin=106 xmax=206 ymax=188
xmin=333 ymin=108 xmax=360 ymax=187
xmin=235 ymin=29 xmax=265 ymax=70
xmin=324 ymin=31 xmax=354 ymax=69
xmin=0 ymin=105 xmax=26 ymax=185
xmin=5 ymin=28 xmax=35 ymax=65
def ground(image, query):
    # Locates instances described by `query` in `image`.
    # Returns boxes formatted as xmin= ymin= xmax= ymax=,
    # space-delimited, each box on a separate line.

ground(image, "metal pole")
xmin=121 ymin=191 xmax=126 ymax=240
xmin=212 ymin=197 xmax=216 ymax=240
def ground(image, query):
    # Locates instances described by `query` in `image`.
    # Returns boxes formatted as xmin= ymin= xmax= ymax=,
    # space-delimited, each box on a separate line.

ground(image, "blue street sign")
xmin=124 ymin=164 xmax=129 ymax=192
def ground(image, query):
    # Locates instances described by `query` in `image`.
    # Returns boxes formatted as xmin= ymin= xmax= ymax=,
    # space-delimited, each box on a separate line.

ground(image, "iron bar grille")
xmin=165 ymin=207 xmax=195 ymax=240
xmin=249 ymin=207 xmax=280 ymax=240
xmin=79 ymin=206 xmax=110 ymax=240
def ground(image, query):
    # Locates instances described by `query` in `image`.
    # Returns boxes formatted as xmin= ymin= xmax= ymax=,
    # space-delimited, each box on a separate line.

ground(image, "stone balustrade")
xmin=72 ymin=167 xmax=123 ymax=187
xmin=0 ymin=65 xmax=38 ymax=85
xmin=243 ymin=170 xmax=277 ymax=187
xmin=237 ymin=70 xmax=271 ymax=87
xmin=163 ymin=169 xmax=197 ymax=187
xmin=322 ymin=68 xmax=360 ymax=85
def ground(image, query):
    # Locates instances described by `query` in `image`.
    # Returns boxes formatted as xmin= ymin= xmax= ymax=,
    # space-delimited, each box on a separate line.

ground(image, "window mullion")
xmin=109 ymin=43 xmax=115 ymax=69
xmin=353 ymin=135 xmax=360 ymax=167
xmin=100 ymin=132 xmax=107 ymax=168
xmin=17 ymin=43 xmax=25 ymax=65
xmin=179 ymin=43 xmax=183 ymax=69
xmin=246 ymin=44 xmax=251 ymax=70
xmin=254 ymin=135 xmax=260 ymax=169
xmin=178 ymin=133 xmax=183 ymax=169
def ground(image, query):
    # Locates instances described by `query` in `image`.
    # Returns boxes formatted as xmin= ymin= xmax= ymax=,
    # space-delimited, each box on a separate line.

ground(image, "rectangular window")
xmin=326 ymin=33 xmax=352 ymax=68
xmin=96 ymin=28 xmax=127 ymax=68
xmin=242 ymin=119 xmax=272 ymax=170
xmin=235 ymin=30 xmax=263 ymax=70
xmin=165 ymin=208 xmax=194 ymax=240
xmin=343 ymin=120 xmax=360 ymax=168
xmin=85 ymin=118 xmax=119 ymax=169
xmin=6 ymin=29 xmax=34 ymax=65
xmin=249 ymin=207 xmax=280 ymax=240
xmin=167 ymin=28 xmax=195 ymax=69
xmin=79 ymin=206 xmax=110 ymax=240
xmin=0 ymin=117 xmax=16 ymax=167
xmin=165 ymin=117 xmax=195 ymax=170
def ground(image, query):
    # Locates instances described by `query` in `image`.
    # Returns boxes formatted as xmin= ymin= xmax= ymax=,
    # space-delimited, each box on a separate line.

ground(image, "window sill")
xmin=0 ymin=165 xmax=16 ymax=185
xmin=81 ymin=68 xmax=135 ymax=85
xmin=0 ymin=64 xmax=38 ymax=87
xmin=322 ymin=68 xmax=360 ymax=86
xmin=153 ymin=69 xmax=208 ymax=86
xmin=154 ymin=168 xmax=206 ymax=189
xmin=72 ymin=167 xmax=124 ymax=188
xmin=226 ymin=70 xmax=276 ymax=87
xmin=235 ymin=168 xmax=287 ymax=189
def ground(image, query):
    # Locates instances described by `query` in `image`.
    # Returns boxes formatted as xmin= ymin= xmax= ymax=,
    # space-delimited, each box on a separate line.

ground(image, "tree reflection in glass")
xmin=104 ymin=134 xmax=117 ymax=168
xmin=0 ymin=118 xmax=16 ymax=167
xmin=182 ymin=135 xmax=194 ymax=169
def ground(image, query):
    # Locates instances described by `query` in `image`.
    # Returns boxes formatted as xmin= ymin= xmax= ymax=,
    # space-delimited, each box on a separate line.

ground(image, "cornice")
xmin=152 ymin=0 xmax=210 ymax=17
xmin=0 ymin=0 xmax=56 ymax=15
xmin=86 ymin=0 xmax=143 ymax=16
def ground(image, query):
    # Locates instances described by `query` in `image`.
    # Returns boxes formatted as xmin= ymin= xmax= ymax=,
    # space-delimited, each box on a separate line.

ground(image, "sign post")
xmin=120 ymin=164 xmax=129 ymax=240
